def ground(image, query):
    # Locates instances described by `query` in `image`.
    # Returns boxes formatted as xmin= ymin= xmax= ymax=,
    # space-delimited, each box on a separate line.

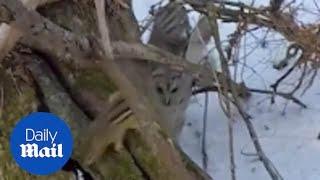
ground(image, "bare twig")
xmin=289 ymin=61 xmax=307 ymax=95
xmin=201 ymin=91 xmax=209 ymax=171
xmin=207 ymin=5 xmax=283 ymax=179
xmin=185 ymin=0 xmax=320 ymax=59
xmin=193 ymin=86 xmax=307 ymax=108
xmin=228 ymin=116 xmax=236 ymax=180
xmin=249 ymin=88 xmax=307 ymax=108
xmin=139 ymin=15 xmax=154 ymax=35
xmin=270 ymin=58 xmax=301 ymax=93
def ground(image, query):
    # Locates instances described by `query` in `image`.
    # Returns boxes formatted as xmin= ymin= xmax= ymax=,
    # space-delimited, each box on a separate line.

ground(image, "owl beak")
xmin=164 ymin=96 xmax=171 ymax=106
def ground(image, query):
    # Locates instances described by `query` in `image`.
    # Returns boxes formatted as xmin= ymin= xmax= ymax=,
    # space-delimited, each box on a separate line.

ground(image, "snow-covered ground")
xmin=181 ymin=78 xmax=320 ymax=180
xmin=134 ymin=1 xmax=320 ymax=179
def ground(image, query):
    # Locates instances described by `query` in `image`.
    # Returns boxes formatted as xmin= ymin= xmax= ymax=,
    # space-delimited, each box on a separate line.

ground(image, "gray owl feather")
xmin=147 ymin=2 xmax=193 ymax=139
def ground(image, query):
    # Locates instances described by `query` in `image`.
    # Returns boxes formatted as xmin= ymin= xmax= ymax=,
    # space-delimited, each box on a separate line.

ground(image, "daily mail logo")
xmin=10 ymin=112 xmax=73 ymax=175
xmin=20 ymin=129 xmax=63 ymax=158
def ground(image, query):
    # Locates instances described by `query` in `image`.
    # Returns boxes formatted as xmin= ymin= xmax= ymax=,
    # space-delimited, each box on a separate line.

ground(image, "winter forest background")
xmin=1 ymin=0 xmax=320 ymax=179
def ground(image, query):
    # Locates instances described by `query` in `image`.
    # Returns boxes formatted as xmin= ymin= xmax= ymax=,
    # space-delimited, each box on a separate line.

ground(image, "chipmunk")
xmin=79 ymin=92 xmax=138 ymax=165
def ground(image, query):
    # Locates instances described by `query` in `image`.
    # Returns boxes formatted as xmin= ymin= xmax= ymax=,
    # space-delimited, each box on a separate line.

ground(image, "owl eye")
xmin=156 ymin=86 xmax=164 ymax=94
xmin=171 ymin=87 xmax=178 ymax=93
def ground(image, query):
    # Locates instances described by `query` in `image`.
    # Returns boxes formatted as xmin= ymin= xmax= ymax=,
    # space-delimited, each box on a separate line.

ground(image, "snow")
xmin=181 ymin=90 xmax=320 ymax=180
xmin=133 ymin=0 xmax=320 ymax=180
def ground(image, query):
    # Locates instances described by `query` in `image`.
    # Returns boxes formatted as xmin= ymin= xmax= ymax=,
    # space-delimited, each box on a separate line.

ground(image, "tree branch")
xmin=206 ymin=6 xmax=283 ymax=179
xmin=0 ymin=1 xmax=250 ymax=101
xmin=185 ymin=0 xmax=320 ymax=57
xmin=193 ymin=86 xmax=307 ymax=108
xmin=0 ymin=0 xmax=60 ymax=60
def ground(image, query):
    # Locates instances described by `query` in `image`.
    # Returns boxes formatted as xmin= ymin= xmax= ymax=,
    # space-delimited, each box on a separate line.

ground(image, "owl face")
xmin=151 ymin=67 xmax=192 ymax=107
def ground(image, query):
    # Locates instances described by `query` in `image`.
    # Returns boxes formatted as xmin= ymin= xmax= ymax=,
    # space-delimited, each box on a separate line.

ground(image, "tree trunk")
xmin=0 ymin=0 xmax=211 ymax=179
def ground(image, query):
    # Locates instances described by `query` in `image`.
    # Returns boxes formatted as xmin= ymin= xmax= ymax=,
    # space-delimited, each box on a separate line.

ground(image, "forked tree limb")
xmin=0 ymin=0 xmax=60 ymax=60
xmin=0 ymin=0 xmax=99 ymax=62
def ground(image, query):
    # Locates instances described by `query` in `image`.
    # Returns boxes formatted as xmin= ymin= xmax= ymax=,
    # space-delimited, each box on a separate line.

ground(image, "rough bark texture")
xmin=0 ymin=0 xmax=211 ymax=179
